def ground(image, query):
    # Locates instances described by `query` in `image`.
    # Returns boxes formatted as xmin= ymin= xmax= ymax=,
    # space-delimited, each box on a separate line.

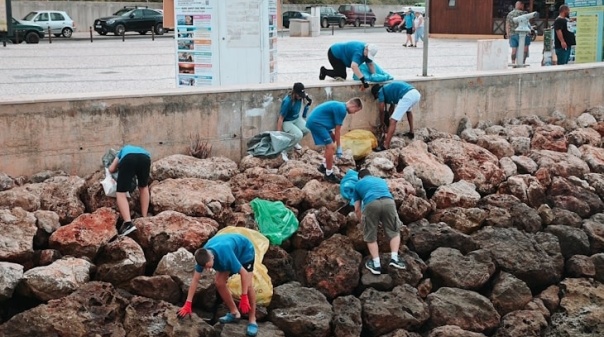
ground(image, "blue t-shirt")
xmin=194 ymin=233 xmax=255 ymax=274
xmin=280 ymin=95 xmax=305 ymax=121
xmin=306 ymin=101 xmax=347 ymax=130
xmin=404 ymin=12 xmax=415 ymax=28
xmin=378 ymin=81 xmax=415 ymax=104
xmin=353 ymin=176 xmax=393 ymax=208
xmin=330 ymin=41 xmax=372 ymax=67
xmin=117 ymin=145 xmax=150 ymax=162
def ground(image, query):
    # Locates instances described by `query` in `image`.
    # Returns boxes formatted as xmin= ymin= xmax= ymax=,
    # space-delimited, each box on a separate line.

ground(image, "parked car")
xmin=282 ymin=11 xmax=310 ymax=29
xmin=338 ymin=4 xmax=376 ymax=27
xmin=7 ymin=18 xmax=45 ymax=43
xmin=94 ymin=6 xmax=164 ymax=36
xmin=305 ymin=6 xmax=346 ymax=28
xmin=384 ymin=11 xmax=405 ymax=32
xmin=21 ymin=10 xmax=75 ymax=38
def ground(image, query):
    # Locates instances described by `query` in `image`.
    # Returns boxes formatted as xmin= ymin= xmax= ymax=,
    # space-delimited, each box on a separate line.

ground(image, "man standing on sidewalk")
xmin=353 ymin=169 xmax=407 ymax=275
xmin=506 ymin=1 xmax=531 ymax=64
xmin=306 ymin=98 xmax=363 ymax=183
xmin=554 ymin=5 xmax=576 ymax=65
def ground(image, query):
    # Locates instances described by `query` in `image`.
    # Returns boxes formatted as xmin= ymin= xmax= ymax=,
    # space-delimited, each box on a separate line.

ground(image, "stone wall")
xmin=1 ymin=63 xmax=603 ymax=177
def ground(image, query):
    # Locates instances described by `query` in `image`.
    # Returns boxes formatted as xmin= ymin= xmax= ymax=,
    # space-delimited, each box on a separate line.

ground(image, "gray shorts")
xmin=362 ymin=198 xmax=401 ymax=242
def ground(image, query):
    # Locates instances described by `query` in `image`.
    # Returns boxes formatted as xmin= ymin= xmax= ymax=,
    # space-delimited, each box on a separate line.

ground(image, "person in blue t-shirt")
xmin=399 ymin=8 xmax=416 ymax=47
xmin=319 ymin=41 xmax=378 ymax=89
xmin=108 ymin=144 xmax=151 ymax=236
xmin=371 ymin=81 xmax=421 ymax=151
xmin=277 ymin=82 xmax=312 ymax=162
xmin=306 ymin=98 xmax=363 ymax=183
xmin=353 ymin=169 xmax=407 ymax=275
xmin=178 ymin=233 xmax=259 ymax=337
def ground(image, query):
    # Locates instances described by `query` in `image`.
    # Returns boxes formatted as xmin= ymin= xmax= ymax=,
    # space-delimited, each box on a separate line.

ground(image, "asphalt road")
xmin=0 ymin=27 xmax=545 ymax=99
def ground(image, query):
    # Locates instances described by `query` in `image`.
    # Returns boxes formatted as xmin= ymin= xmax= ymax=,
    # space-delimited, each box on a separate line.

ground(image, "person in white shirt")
xmin=413 ymin=12 xmax=424 ymax=47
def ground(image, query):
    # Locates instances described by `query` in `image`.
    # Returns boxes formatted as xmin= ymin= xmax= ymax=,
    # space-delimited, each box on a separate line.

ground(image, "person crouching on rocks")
xmin=305 ymin=98 xmax=363 ymax=184
xmin=277 ymin=82 xmax=311 ymax=162
xmin=353 ymin=169 xmax=407 ymax=275
xmin=108 ymin=144 xmax=151 ymax=236
xmin=371 ymin=81 xmax=421 ymax=152
xmin=178 ymin=233 xmax=258 ymax=337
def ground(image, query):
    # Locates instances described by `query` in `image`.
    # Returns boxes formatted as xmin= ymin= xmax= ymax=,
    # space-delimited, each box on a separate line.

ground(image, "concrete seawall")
xmin=1 ymin=63 xmax=603 ymax=177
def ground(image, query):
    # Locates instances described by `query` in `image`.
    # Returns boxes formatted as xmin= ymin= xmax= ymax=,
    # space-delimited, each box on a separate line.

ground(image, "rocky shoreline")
xmin=1 ymin=107 xmax=604 ymax=337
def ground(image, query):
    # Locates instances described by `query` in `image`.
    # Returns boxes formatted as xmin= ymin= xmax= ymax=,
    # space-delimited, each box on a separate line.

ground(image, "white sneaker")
xmin=281 ymin=151 xmax=289 ymax=162
xmin=294 ymin=144 xmax=302 ymax=150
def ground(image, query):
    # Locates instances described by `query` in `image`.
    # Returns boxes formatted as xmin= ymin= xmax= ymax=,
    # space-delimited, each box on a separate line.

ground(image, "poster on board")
xmin=174 ymin=0 xmax=217 ymax=87
xmin=0 ymin=0 xmax=9 ymax=32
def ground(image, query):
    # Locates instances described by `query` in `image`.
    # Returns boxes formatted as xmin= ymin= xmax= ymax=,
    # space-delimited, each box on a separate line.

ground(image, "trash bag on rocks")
xmin=341 ymin=130 xmax=378 ymax=160
xmin=251 ymin=198 xmax=299 ymax=245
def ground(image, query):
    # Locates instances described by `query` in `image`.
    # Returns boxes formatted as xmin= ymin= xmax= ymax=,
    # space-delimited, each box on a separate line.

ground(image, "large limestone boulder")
xmin=429 ymin=207 xmax=487 ymax=234
xmin=277 ymin=160 xmax=323 ymax=189
xmin=494 ymin=310 xmax=548 ymax=337
xmin=529 ymin=149 xmax=590 ymax=178
xmin=360 ymin=285 xmax=430 ymax=337
xmin=0 ymin=183 xmax=43 ymax=212
xmin=154 ymin=248 xmax=217 ymax=311
xmin=38 ymin=176 xmax=86 ymax=224
xmin=123 ymin=295 xmax=216 ymax=337
xmin=408 ymin=221 xmax=479 ymax=258
xmin=498 ymin=174 xmax=546 ymax=208
xmin=128 ymin=275 xmax=181 ymax=303
xmin=304 ymin=234 xmax=362 ymax=300
xmin=268 ymin=282 xmax=333 ymax=337
xmin=544 ymin=225 xmax=591 ymax=259
xmin=476 ymin=135 xmax=514 ymax=159
xmin=400 ymin=141 xmax=454 ymax=187
xmin=431 ymin=180 xmax=481 ymax=209
xmin=302 ymin=179 xmax=347 ymax=211
xmin=427 ymin=326 xmax=486 ymax=337
xmin=428 ymin=138 xmax=506 ymax=194
xmin=472 ymin=227 xmax=564 ymax=291
xmin=427 ymin=287 xmax=500 ymax=334
xmin=0 ymin=262 xmax=24 ymax=301
xmin=151 ymin=154 xmax=238 ymax=181
xmin=151 ymin=178 xmax=234 ymax=222
xmin=0 ymin=172 xmax=15 ymax=191
xmin=428 ymin=247 xmax=495 ymax=290
xmin=134 ymin=210 xmax=218 ymax=265
xmin=230 ymin=170 xmax=305 ymax=207
xmin=489 ymin=272 xmax=533 ymax=316
xmin=544 ymin=278 xmax=604 ymax=337
xmin=332 ymin=295 xmax=362 ymax=337
xmin=95 ymin=236 xmax=146 ymax=287
xmin=0 ymin=207 xmax=37 ymax=264
xmin=33 ymin=210 xmax=61 ymax=249
xmin=49 ymin=207 xmax=119 ymax=260
xmin=531 ymin=125 xmax=568 ymax=152
xmin=0 ymin=282 xmax=128 ymax=337
xmin=18 ymin=257 xmax=94 ymax=301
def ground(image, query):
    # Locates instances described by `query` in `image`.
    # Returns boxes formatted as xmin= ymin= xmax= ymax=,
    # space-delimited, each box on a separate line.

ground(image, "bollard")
xmin=332 ymin=25 xmax=334 ymax=35
xmin=89 ymin=26 xmax=93 ymax=43
xmin=122 ymin=31 xmax=125 ymax=42
xmin=151 ymin=26 xmax=155 ymax=41
xmin=15 ymin=30 xmax=19 ymax=44
xmin=2 ymin=37 xmax=6 ymax=47
xmin=48 ymin=27 xmax=52 ymax=44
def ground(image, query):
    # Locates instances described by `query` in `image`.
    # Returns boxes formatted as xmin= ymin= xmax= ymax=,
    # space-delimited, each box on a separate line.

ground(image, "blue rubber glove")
xmin=336 ymin=147 xmax=343 ymax=158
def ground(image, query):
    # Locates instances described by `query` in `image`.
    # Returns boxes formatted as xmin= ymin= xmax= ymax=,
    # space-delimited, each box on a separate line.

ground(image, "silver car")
xmin=21 ymin=10 xmax=75 ymax=38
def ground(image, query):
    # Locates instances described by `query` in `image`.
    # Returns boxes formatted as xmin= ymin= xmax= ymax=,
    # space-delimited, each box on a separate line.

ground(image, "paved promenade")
xmin=0 ymin=29 xmax=545 ymax=99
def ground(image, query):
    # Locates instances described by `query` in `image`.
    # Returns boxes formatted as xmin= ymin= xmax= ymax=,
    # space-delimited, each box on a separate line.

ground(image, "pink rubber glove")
xmin=238 ymin=294 xmax=251 ymax=314
xmin=177 ymin=300 xmax=192 ymax=318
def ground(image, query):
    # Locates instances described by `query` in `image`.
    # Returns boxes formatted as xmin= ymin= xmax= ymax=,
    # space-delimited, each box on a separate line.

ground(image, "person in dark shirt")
xmin=553 ymin=5 xmax=576 ymax=65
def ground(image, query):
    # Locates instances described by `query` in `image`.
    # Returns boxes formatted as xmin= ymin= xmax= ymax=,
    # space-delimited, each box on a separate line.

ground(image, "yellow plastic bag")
xmin=341 ymin=129 xmax=378 ymax=160
xmin=219 ymin=226 xmax=273 ymax=306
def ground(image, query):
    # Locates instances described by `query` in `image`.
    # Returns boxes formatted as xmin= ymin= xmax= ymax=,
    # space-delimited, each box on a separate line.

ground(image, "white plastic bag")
xmin=101 ymin=168 xmax=117 ymax=198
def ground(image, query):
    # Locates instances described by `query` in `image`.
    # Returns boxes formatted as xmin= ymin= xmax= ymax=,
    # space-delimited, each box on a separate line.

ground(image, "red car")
xmin=384 ymin=11 xmax=405 ymax=32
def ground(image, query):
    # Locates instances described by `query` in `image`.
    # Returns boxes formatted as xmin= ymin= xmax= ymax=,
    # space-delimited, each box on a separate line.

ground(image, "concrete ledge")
xmin=1 ymin=63 xmax=603 ymax=177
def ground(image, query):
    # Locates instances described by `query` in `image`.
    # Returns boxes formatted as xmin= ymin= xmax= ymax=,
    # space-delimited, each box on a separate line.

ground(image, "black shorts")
xmin=116 ymin=153 xmax=151 ymax=192
xmin=241 ymin=259 xmax=255 ymax=272
xmin=406 ymin=28 xmax=414 ymax=35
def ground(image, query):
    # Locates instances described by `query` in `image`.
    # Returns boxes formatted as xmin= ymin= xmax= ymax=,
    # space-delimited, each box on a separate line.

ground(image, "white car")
xmin=21 ymin=10 xmax=75 ymax=38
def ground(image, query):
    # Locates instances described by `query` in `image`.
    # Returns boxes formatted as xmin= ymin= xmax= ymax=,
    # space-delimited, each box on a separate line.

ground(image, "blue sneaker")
xmin=246 ymin=323 xmax=258 ymax=336
xmin=365 ymin=260 xmax=381 ymax=275
xmin=218 ymin=312 xmax=240 ymax=324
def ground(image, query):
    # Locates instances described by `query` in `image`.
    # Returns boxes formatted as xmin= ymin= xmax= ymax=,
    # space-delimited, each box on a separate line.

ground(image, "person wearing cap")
xmin=319 ymin=41 xmax=377 ymax=89
xmin=178 ymin=233 xmax=259 ymax=336
xmin=277 ymin=82 xmax=312 ymax=161
xmin=370 ymin=81 xmax=421 ymax=151
xmin=399 ymin=8 xmax=416 ymax=47
xmin=306 ymin=98 xmax=364 ymax=183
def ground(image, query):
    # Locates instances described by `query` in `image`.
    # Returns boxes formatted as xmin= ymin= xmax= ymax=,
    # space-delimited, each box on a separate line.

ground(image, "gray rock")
xmin=0 ymin=262 xmax=24 ymax=301
xmin=428 ymin=247 xmax=495 ymax=290
xmin=489 ymin=272 xmax=533 ymax=316
xmin=18 ymin=257 xmax=94 ymax=301
xmin=151 ymin=154 xmax=238 ymax=181
xmin=332 ymin=295 xmax=362 ymax=337
xmin=544 ymin=225 xmax=591 ymax=259
xmin=494 ymin=310 xmax=548 ymax=337
xmin=360 ymin=285 xmax=429 ymax=337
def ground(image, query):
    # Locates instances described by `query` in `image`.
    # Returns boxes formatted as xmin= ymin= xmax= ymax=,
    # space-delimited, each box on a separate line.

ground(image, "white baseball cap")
xmin=366 ymin=44 xmax=378 ymax=60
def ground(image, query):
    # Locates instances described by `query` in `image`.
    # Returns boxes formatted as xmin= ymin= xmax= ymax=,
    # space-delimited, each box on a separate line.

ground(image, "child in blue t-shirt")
xmin=277 ymin=82 xmax=312 ymax=161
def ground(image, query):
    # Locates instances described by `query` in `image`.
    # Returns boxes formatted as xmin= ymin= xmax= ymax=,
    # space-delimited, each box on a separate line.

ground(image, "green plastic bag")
xmin=250 ymin=198 xmax=299 ymax=245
